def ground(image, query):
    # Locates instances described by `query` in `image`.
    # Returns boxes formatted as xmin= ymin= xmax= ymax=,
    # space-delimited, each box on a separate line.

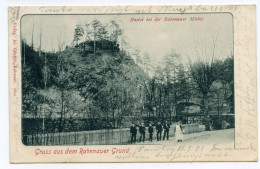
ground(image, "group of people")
xmin=130 ymin=121 xmax=184 ymax=144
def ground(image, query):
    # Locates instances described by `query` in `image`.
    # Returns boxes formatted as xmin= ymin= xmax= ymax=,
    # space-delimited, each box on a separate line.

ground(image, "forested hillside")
xmin=22 ymin=36 xmax=152 ymax=134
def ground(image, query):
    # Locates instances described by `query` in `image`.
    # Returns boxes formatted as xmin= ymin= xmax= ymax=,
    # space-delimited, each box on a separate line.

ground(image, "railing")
xmin=24 ymin=124 xmax=205 ymax=146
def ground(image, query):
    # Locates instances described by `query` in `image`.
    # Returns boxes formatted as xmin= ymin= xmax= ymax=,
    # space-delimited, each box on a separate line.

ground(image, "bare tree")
xmin=56 ymin=33 xmax=67 ymax=132
xmin=189 ymin=34 xmax=221 ymax=116
xmin=91 ymin=19 xmax=102 ymax=56
xmin=31 ymin=17 xmax=34 ymax=50
xmin=39 ymin=17 xmax=42 ymax=57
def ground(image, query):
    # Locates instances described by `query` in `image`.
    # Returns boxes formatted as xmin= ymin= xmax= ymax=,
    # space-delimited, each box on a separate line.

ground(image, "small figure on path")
xmin=148 ymin=123 xmax=154 ymax=142
xmin=130 ymin=123 xmax=137 ymax=144
xmin=139 ymin=122 xmax=146 ymax=142
xmin=174 ymin=121 xmax=184 ymax=142
xmin=156 ymin=121 xmax=163 ymax=141
xmin=163 ymin=120 xmax=170 ymax=140
xmin=204 ymin=115 xmax=211 ymax=131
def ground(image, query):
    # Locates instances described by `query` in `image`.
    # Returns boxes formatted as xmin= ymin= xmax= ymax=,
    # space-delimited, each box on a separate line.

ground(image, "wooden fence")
xmin=24 ymin=124 xmax=205 ymax=146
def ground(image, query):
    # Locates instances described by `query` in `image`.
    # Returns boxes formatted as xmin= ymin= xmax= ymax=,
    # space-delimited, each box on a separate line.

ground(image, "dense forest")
xmin=21 ymin=19 xmax=234 ymax=138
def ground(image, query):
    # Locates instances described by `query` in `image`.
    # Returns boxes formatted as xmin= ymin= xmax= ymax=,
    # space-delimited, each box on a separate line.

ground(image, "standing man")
xmin=156 ymin=121 xmax=163 ymax=141
xmin=163 ymin=120 xmax=170 ymax=140
xmin=148 ymin=123 xmax=154 ymax=142
xmin=130 ymin=123 xmax=137 ymax=144
xmin=204 ymin=116 xmax=211 ymax=131
xmin=139 ymin=122 xmax=146 ymax=142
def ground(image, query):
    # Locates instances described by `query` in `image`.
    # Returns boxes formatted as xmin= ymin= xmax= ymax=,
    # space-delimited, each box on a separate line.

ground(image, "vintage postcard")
xmin=9 ymin=5 xmax=257 ymax=163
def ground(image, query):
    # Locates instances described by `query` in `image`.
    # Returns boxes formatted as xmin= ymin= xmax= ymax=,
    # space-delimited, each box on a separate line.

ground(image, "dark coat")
xmin=148 ymin=126 xmax=154 ymax=134
xmin=156 ymin=124 xmax=163 ymax=132
xmin=139 ymin=126 xmax=146 ymax=134
xmin=130 ymin=126 xmax=137 ymax=134
xmin=164 ymin=123 xmax=170 ymax=131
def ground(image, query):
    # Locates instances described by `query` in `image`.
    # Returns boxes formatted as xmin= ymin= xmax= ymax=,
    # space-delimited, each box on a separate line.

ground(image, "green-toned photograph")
xmin=21 ymin=13 xmax=234 ymax=146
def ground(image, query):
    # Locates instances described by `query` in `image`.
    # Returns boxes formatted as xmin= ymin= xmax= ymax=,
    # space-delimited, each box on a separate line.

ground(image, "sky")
xmin=21 ymin=13 xmax=233 ymax=66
